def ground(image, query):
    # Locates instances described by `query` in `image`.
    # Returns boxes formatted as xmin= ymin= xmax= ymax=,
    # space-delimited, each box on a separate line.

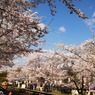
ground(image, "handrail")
xmin=9 ymin=87 xmax=55 ymax=95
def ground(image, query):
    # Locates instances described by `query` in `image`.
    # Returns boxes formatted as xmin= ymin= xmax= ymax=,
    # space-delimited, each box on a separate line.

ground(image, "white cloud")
xmin=85 ymin=12 xmax=95 ymax=27
xmin=85 ymin=18 xmax=95 ymax=27
xmin=92 ymin=12 xmax=95 ymax=17
xmin=13 ymin=57 xmax=26 ymax=66
xmin=58 ymin=26 xmax=66 ymax=32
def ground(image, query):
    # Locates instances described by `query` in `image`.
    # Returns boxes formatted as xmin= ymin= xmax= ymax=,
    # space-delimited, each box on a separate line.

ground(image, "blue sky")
xmin=31 ymin=0 xmax=95 ymax=50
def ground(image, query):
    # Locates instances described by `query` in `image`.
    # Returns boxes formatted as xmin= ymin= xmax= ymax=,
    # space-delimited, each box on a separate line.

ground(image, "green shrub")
xmin=0 ymin=71 xmax=8 ymax=83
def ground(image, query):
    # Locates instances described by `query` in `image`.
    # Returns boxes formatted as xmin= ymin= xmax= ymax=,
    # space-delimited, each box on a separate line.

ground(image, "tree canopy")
xmin=0 ymin=0 xmax=48 ymax=67
xmin=0 ymin=0 xmax=89 ymax=68
xmin=30 ymin=0 xmax=88 ymax=19
xmin=7 ymin=39 xmax=95 ymax=88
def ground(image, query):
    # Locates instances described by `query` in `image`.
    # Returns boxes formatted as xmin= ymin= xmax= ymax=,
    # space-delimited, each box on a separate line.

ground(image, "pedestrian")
xmin=0 ymin=81 xmax=13 ymax=95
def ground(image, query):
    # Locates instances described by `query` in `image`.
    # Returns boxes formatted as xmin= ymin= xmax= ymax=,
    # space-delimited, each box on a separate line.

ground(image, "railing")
xmin=9 ymin=88 xmax=55 ymax=95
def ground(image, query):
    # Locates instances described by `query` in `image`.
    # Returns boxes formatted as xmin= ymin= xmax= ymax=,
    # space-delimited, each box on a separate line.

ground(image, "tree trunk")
xmin=73 ymin=80 xmax=80 ymax=94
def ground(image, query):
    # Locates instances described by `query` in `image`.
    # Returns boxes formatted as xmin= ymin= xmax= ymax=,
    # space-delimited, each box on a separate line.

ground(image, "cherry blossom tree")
xmin=7 ymin=38 xmax=95 ymax=82
xmin=0 ymin=0 xmax=89 ymax=68
xmin=7 ymin=40 xmax=95 ymax=91
xmin=30 ymin=0 xmax=88 ymax=19
xmin=21 ymin=50 xmax=71 ymax=83
xmin=7 ymin=51 xmax=64 ymax=83
xmin=55 ymin=39 xmax=95 ymax=93
xmin=0 ymin=0 xmax=48 ymax=68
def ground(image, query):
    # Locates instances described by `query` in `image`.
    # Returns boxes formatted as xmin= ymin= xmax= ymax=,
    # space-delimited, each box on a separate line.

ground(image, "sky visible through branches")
xmin=7 ymin=0 xmax=95 ymax=66
xmin=32 ymin=0 xmax=95 ymax=49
